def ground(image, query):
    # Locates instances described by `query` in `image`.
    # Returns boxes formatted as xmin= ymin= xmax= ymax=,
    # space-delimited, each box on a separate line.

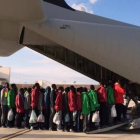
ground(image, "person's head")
xmin=70 ymin=85 xmax=75 ymax=92
xmin=32 ymin=85 xmax=35 ymax=90
xmin=100 ymin=82 xmax=104 ymax=86
xmin=128 ymin=80 xmax=133 ymax=85
xmin=52 ymin=84 xmax=56 ymax=90
xmin=80 ymin=87 xmax=83 ymax=93
xmin=35 ymin=83 xmax=40 ymax=89
xmin=11 ymin=84 xmax=16 ymax=90
xmin=27 ymin=88 xmax=32 ymax=94
xmin=65 ymin=87 xmax=70 ymax=93
xmin=107 ymin=80 xmax=112 ymax=87
xmin=58 ymin=86 xmax=64 ymax=92
xmin=77 ymin=88 xmax=80 ymax=93
xmin=5 ymin=83 xmax=9 ymax=88
xmin=83 ymin=87 xmax=87 ymax=92
xmin=90 ymin=85 xmax=95 ymax=90
xmin=46 ymin=86 xmax=51 ymax=93
xmin=24 ymin=87 xmax=27 ymax=92
xmin=20 ymin=88 xmax=24 ymax=94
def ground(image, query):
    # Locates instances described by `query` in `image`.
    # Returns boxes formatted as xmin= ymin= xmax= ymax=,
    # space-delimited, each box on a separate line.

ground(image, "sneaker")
xmin=70 ymin=129 xmax=74 ymax=132
xmin=57 ymin=129 xmax=63 ymax=132
xmin=30 ymin=126 xmax=34 ymax=130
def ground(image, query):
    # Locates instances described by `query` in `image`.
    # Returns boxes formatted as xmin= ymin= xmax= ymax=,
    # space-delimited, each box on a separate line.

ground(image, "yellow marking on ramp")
xmin=0 ymin=129 xmax=31 ymax=140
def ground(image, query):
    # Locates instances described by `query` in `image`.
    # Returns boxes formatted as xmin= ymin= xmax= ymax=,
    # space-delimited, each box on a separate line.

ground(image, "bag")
xmin=65 ymin=113 xmax=70 ymax=122
xmin=29 ymin=110 xmax=37 ymax=123
xmin=7 ymin=108 xmax=14 ymax=121
xmin=37 ymin=112 xmax=45 ymax=123
xmin=73 ymin=111 xmax=77 ymax=121
xmin=92 ymin=111 xmax=100 ymax=123
xmin=111 ymin=105 xmax=117 ymax=117
xmin=53 ymin=112 xmax=60 ymax=125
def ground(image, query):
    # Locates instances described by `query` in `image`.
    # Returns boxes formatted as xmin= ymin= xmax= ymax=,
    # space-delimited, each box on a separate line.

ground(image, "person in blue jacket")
xmin=44 ymin=86 xmax=51 ymax=130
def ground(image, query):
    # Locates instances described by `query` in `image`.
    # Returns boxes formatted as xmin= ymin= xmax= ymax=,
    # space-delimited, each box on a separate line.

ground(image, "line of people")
xmin=0 ymin=80 xmax=138 ymax=133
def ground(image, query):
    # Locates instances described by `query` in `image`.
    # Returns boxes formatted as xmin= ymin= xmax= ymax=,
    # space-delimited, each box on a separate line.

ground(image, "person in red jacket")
xmin=15 ymin=88 xmax=25 ymax=129
xmin=68 ymin=85 xmax=77 ymax=132
xmin=30 ymin=83 xmax=40 ymax=130
xmin=54 ymin=86 xmax=63 ymax=131
xmin=76 ymin=87 xmax=82 ymax=132
xmin=114 ymin=80 xmax=125 ymax=122
xmin=97 ymin=82 xmax=108 ymax=128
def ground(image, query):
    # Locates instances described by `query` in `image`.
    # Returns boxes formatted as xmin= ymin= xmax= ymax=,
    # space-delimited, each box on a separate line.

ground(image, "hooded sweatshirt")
xmin=1 ymin=88 xmax=10 ymax=105
xmin=68 ymin=90 xmax=77 ymax=111
xmin=7 ymin=89 xmax=17 ymax=108
xmin=97 ymin=85 xmax=107 ymax=103
xmin=15 ymin=93 xmax=24 ymax=113
xmin=107 ymin=86 xmax=115 ymax=104
xmin=82 ymin=92 xmax=90 ymax=115
xmin=54 ymin=91 xmax=63 ymax=111
xmin=114 ymin=83 xmax=125 ymax=104
xmin=88 ymin=90 xmax=100 ymax=111
xmin=31 ymin=87 xmax=40 ymax=108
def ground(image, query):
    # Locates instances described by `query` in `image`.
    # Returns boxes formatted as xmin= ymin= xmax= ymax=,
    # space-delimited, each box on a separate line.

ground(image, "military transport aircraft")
xmin=0 ymin=0 xmax=140 ymax=132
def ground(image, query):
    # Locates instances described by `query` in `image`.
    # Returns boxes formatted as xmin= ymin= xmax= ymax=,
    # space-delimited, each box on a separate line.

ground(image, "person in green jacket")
xmin=82 ymin=87 xmax=90 ymax=133
xmin=7 ymin=84 xmax=17 ymax=128
xmin=107 ymin=80 xmax=115 ymax=125
xmin=88 ymin=85 xmax=100 ymax=129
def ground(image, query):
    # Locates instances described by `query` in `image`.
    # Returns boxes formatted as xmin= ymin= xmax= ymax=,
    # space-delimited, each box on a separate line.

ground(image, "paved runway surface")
xmin=0 ymin=128 xmax=140 ymax=140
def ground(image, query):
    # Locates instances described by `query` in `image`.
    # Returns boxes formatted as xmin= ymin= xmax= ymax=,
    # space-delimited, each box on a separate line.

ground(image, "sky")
xmin=0 ymin=0 xmax=140 ymax=84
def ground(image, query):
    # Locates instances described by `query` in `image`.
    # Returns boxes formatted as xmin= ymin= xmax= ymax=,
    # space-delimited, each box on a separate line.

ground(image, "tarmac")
xmin=0 ymin=127 xmax=140 ymax=140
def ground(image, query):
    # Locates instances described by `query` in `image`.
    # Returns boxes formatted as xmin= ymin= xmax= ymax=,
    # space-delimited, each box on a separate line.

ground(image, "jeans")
xmin=15 ymin=113 xmax=24 ymax=128
xmin=99 ymin=102 xmax=108 ymax=127
xmin=49 ymin=107 xmax=56 ymax=129
xmin=57 ymin=111 xmax=62 ymax=130
xmin=88 ymin=111 xmax=95 ymax=129
xmin=83 ymin=114 xmax=88 ymax=131
xmin=107 ymin=104 xmax=114 ymax=125
xmin=62 ymin=111 xmax=69 ymax=131
xmin=1 ymin=105 xmax=8 ymax=126
xmin=25 ymin=109 xmax=30 ymax=128
xmin=76 ymin=111 xmax=81 ymax=131
xmin=44 ymin=108 xmax=50 ymax=129
xmin=115 ymin=104 xmax=123 ymax=122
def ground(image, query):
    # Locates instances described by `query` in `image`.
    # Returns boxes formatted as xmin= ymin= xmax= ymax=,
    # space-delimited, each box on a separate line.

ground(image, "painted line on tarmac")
xmin=0 ymin=129 xmax=31 ymax=140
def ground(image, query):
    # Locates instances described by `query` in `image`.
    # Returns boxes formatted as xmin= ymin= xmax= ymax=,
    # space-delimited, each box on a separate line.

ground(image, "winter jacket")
xmin=7 ymin=89 xmax=17 ymax=108
xmin=44 ymin=87 xmax=51 ymax=109
xmin=31 ymin=87 xmax=40 ymax=108
xmin=82 ymin=92 xmax=90 ymax=115
xmin=50 ymin=89 xmax=57 ymax=108
xmin=1 ymin=88 xmax=10 ymax=105
xmin=15 ymin=93 xmax=24 ymax=113
xmin=76 ymin=92 xmax=82 ymax=111
xmin=24 ymin=91 xmax=31 ymax=110
xmin=97 ymin=85 xmax=107 ymax=103
xmin=54 ymin=91 xmax=63 ymax=111
xmin=114 ymin=83 xmax=125 ymax=104
xmin=62 ymin=92 xmax=69 ymax=112
xmin=68 ymin=90 xmax=77 ymax=111
xmin=88 ymin=90 xmax=100 ymax=111
xmin=107 ymin=86 xmax=115 ymax=104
